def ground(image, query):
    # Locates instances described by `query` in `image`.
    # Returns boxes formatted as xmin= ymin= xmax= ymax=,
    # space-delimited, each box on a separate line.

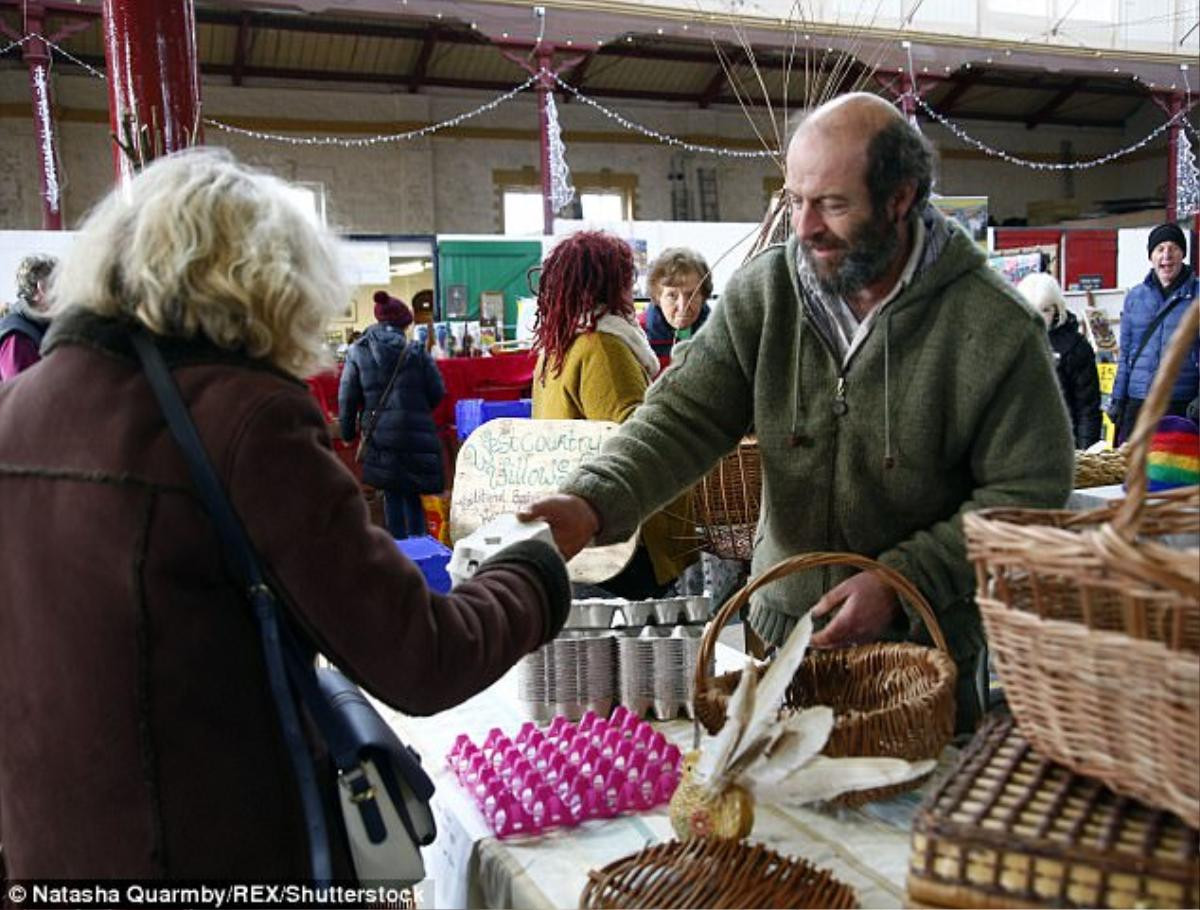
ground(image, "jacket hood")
xmin=1051 ymin=309 xmax=1080 ymax=336
xmin=361 ymin=322 xmax=411 ymax=363
xmin=784 ymin=206 xmax=986 ymax=322
xmin=41 ymin=308 xmax=300 ymax=384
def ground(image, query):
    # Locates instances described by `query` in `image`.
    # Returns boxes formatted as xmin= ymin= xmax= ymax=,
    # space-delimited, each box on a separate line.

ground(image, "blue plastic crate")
xmin=455 ymin=397 xmax=532 ymax=441
xmin=395 ymin=535 xmax=453 ymax=594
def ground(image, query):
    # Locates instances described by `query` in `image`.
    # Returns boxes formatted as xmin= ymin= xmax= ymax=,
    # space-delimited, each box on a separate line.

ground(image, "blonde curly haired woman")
xmin=0 ymin=148 xmax=569 ymax=880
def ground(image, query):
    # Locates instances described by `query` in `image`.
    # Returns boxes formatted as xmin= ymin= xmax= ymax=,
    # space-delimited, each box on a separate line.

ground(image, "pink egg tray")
xmin=445 ymin=705 xmax=684 ymax=838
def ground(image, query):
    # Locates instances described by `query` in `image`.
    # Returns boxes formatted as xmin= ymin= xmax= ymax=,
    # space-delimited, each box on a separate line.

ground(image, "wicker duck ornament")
xmin=669 ymin=612 xmax=937 ymax=839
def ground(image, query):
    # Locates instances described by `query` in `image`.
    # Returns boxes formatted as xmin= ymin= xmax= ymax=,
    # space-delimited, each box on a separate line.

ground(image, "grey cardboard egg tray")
xmin=564 ymin=595 xmax=712 ymax=630
xmin=516 ymin=624 xmax=712 ymax=724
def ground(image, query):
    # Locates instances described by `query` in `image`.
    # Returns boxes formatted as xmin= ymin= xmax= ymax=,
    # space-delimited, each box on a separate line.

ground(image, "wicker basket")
xmin=692 ymin=552 xmax=957 ymax=806
xmin=964 ymin=299 xmax=1200 ymax=829
xmin=907 ymin=714 xmax=1200 ymax=909
xmin=579 ymin=837 xmax=858 ymax=909
xmin=690 ymin=437 xmax=761 ymax=560
xmin=1072 ymin=445 xmax=1128 ymax=489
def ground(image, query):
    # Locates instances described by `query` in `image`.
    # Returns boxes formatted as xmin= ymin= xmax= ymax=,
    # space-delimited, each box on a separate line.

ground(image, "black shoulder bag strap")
xmin=1128 ymin=294 xmax=1188 ymax=375
xmin=356 ymin=341 xmax=411 ymax=461
xmin=130 ymin=330 xmax=364 ymax=886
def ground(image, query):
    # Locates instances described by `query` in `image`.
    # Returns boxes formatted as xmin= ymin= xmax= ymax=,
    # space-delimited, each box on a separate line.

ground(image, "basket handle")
xmin=1112 ymin=298 xmax=1200 ymax=539
xmin=694 ymin=551 xmax=950 ymax=698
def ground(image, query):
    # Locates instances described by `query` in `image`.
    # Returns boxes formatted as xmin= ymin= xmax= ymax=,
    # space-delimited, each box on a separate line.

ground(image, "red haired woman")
xmin=532 ymin=231 xmax=695 ymax=599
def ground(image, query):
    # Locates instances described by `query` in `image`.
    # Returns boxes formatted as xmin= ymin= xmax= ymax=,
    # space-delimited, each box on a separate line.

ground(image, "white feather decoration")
xmin=690 ymin=610 xmax=936 ymax=811
xmin=692 ymin=657 xmax=756 ymax=790
xmin=767 ymin=755 xmax=937 ymax=805
xmin=729 ymin=612 xmax=813 ymax=770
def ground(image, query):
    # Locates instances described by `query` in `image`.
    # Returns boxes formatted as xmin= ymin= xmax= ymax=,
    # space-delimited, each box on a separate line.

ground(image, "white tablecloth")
xmin=375 ymin=643 xmax=947 ymax=909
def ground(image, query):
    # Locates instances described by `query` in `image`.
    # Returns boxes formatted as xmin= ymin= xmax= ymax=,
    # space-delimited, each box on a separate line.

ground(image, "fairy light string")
xmin=913 ymin=94 xmax=1189 ymax=170
xmin=206 ymin=74 xmax=541 ymax=146
xmin=2 ymin=32 xmax=1193 ymax=168
xmin=550 ymin=72 xmax=779 ymax=158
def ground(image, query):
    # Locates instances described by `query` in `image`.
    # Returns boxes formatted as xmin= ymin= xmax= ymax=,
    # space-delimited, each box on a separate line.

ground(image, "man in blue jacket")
xmin=1108 ymin=223 xmax=1199 ymax=444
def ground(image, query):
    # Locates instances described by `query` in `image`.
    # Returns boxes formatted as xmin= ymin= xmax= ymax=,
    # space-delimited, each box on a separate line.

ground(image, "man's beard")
xmin=801 ymin=213 xmax=901 ymax=298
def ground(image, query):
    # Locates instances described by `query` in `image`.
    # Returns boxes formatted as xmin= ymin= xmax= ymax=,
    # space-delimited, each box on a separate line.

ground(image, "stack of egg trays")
xmin=517 ymin=594 xmax=715 ymax=723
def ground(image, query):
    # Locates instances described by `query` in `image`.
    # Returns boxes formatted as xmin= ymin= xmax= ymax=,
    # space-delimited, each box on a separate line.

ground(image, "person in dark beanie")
xmin=1 ymin=254 xmax=57 ymax=381
xmin=1108 ymin=223 xmax=1198 ymax=445
xmin=339 ymin=290 xmax=446 ymax=537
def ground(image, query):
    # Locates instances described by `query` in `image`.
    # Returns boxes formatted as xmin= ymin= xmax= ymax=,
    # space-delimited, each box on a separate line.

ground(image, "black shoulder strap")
xmin=130 ymin=330 xmax=341 ymax=885
xmin=1129 ymin=294 xmax=1188 ymax=373
xmin=357 ymin=340 xmax=411 ymax=456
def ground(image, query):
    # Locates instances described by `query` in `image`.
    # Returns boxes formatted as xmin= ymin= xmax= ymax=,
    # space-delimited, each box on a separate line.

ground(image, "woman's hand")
xmin=517 ymin=494 xmax=602 ymax=561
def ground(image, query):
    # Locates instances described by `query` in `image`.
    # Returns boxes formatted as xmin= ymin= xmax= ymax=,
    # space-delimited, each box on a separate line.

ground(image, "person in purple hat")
xmin=1108 ymin=222 xmax=1199 ymax=445
xmin=339 ymin=290 xmax=446 ymax=537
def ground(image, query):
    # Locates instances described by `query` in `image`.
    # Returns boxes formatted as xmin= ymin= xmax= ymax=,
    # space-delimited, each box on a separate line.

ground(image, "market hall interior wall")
xmin=0 ymin=68 xmax=1177 ymax=234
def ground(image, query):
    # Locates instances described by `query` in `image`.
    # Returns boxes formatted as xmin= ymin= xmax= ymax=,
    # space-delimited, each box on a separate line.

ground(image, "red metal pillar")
xmin=1165 ymin=95 xmax=1181 ymax=221
xmin=498 ymin=42 xmax=589 ymax=236
xmin=101 ymin=0 xmax=202 ymax=184
xmin=898 ymin=72 xmax=918 ymax=126
xmin=18 ymin=4 xmax=62 ymax=229
xmin=536 ymin=50 xmax=554 ymax=236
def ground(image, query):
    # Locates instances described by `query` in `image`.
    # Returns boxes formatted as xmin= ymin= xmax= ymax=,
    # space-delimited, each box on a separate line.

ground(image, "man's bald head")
xmin=787 ymin=92 xmax=935 ymax=219
xmin=794 ymin=92 xmax=906 ymax=147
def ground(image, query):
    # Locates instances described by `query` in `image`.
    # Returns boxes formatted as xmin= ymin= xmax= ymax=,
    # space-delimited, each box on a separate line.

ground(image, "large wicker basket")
xmin=908 ymin=714 xmax=1199 ymax=909
xmin=964 ymin=299 xmax=1200 ymax=829
xmin=690 ymin=437 xmax=761 ymax=560
xmin=692 ymin=552 xmax=957 ymax=806
xmin=580 ymin=837 xmax=858 ymax=909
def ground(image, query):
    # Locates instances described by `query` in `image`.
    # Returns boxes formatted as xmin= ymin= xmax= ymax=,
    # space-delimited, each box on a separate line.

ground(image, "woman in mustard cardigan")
xmin=531 ymin=231 xmax=696 ymax=599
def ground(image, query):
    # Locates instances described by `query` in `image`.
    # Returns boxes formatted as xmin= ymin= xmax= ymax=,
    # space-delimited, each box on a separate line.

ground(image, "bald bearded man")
xmin=522 ymin=93 xmax=1074 ymax=731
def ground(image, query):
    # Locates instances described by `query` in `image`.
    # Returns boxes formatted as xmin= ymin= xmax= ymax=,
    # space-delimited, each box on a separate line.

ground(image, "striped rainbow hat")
xmin=1146 ymin=415 xmax=1200 ymax=492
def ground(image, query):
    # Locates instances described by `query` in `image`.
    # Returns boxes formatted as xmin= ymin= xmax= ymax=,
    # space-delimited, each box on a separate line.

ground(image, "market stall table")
xmin=433 ymin=352 xmax=539 ymax=435
xmin=374 ymin=643 xmax=954 ymax=910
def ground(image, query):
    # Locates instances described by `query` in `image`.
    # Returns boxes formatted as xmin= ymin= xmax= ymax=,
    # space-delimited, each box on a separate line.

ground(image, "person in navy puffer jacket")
xmin=1108 ymin=223 xmax=1199 ymax=445
xmin=340 ymin=291 xmax=446 ymax=537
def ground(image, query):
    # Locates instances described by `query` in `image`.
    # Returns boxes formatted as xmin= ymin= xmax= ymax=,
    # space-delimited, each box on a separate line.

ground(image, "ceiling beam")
xmin=231 ymin=11 xmax=250 ymax=87
xmin=1025 ymin=77 xmax=1085 ymax=128
xmin=698 ymin=65 xmax=730 ymax=108
xmin=558 ymin=51 xmax=593 ymax=103
xmin=409 ymin=26 xmax=438 ymax=94
xmin=942 ymin=107 xmax=1120 ymax=128
xmin=52 ymin=49 xmax=1130 ymax=128
xmin=935 ymin=72 xmax=980 ymax=113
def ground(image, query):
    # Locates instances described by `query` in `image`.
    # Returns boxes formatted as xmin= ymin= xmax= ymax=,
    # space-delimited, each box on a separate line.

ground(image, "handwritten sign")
xmin=451 ymin=418 xmax=636 ymax=583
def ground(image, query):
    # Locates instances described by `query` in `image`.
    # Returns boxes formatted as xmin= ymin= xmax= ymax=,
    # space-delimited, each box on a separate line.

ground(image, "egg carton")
xmin=564 ymin=595 xmax=712 ymax=630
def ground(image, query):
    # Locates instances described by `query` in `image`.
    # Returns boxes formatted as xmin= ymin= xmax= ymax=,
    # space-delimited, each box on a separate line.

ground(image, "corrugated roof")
xmin=0 ymin=1 xmax=1177 ymax=130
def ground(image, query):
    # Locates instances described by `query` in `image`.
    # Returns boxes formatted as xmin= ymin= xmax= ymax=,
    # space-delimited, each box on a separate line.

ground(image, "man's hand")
xmin=517 ymin=494 xmax=602 ymax=561
xmin=809 ymin=571 xmax=901 ymax=649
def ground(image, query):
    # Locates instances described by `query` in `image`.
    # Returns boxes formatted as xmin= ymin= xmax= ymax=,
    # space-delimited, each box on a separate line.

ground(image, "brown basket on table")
xmin=964 ymin=299 xmax=1200 ymax=829
xmin=579 ymin=837 xmax=858 ymax=909
xmin=690 ymin=437 xmax=761 ymax=560
xmin=907 ymin=714 xmax=1200 ymax=909
xmin=1072 ymin=444 xmax=1128 ymax=489
xmin=692 ymin=552 xmax=957 ymax=806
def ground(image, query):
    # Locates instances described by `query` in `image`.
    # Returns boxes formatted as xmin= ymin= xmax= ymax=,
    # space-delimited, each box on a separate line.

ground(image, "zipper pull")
xmin=832 ymin=376 xmax=848 ymax=416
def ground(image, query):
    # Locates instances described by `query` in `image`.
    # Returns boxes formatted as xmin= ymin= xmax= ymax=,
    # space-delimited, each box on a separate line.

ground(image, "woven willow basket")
xmin=908 ymin=714 xmax=1199 ymax=910
xmin=690 ymin=437 xmax=761 ymax=560
xmin=1073 ymin=445 xmax=1128 ymax=489
xmin=965 ymin=299 xmax=1200 ymax=829
xmin=579 ymin=837 xmax=858 ymax=909
xmin=692 ymin=552 xmax=956 ymax=806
